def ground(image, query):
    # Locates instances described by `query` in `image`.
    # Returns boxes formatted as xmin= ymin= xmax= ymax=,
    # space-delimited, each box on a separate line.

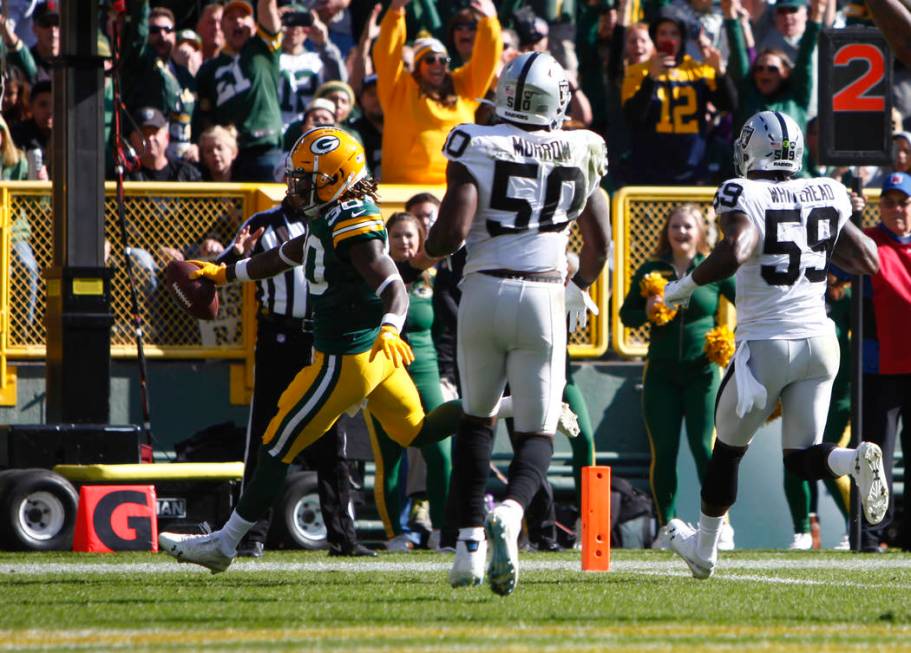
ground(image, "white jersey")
xmin=714 ymin=176 xmax=852 ymax=341
xmin=441 ymin=122 xmax=607 ymax=277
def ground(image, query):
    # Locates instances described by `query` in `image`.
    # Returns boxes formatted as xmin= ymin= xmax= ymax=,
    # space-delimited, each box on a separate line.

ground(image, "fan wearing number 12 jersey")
xmin=425 ymin=52 xmax=611 ymax=596
xmin=660 ymin=111 xmax=888 ymax=579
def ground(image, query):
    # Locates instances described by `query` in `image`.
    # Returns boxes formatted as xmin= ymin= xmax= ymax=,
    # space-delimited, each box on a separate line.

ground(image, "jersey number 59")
xmin=761 ymin=207 xmax=837 ymax=286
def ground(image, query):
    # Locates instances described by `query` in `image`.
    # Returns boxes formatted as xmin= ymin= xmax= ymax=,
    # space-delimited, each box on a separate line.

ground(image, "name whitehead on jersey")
xmin=512 ymin=136 xmax=571 ymax=162
xmin=768 ymin=183 xmax=836 ymax=204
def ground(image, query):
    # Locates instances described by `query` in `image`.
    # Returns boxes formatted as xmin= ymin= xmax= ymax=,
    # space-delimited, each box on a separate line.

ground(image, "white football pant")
xmin=715 ymin=334 xmax=840 ymax=449
xmin=457 ymin=272 xmax=566 ymax=434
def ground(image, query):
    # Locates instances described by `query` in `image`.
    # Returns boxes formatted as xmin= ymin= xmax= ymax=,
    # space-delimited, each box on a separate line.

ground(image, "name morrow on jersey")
xmin=713 ymin=176 xmax=852 ymax=342
xmin=442 ymin=122 xmax=607 ymax=277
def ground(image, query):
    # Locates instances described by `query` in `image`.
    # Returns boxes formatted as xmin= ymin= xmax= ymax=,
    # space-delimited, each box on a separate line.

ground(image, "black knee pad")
xmin=783 ymin=443 xmax=837 ymax=481
xmin=701 ymin=440 xmax=748 ymax=509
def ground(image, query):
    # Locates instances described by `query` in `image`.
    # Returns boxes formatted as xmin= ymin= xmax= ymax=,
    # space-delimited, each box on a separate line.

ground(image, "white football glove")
xmin=565 ymin=280 xmax=599 ymax=331
xmin=663 ymin=273 xmax=698 ymax=308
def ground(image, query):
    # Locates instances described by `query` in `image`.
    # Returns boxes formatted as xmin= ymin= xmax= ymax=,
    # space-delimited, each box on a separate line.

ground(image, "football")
xmin=164 ymin=260 xmax=219 ymax=320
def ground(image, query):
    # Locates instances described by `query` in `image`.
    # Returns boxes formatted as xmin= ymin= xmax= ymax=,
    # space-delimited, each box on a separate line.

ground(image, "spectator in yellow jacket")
xmin=375 ymin=0 xmax=501 ymax=184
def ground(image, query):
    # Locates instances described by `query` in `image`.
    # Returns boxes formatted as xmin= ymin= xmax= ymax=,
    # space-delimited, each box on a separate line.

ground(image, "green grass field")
xmin=2 ymin=549 xmax=911 ymax=652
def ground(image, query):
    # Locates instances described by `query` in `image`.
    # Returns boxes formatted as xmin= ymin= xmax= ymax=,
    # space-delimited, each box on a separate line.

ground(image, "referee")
xmin=219 ymin=196 xmax=374 ymax=558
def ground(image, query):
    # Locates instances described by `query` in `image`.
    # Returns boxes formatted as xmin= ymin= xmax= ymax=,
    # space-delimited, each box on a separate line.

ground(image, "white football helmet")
xmin=495 ymin=52 xmax=571 ymax=129
xmin=734 ymin=110 xmax=804 ymax=177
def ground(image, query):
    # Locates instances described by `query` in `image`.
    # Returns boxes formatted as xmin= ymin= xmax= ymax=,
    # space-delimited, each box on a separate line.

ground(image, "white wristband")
xmin=234 ymin=259 xmax=251 ymax=281
xmin=278 ymin=241 xmax=301 ymax=267
xmin=381 ymin=312 xmax=406 ymax=333
xmin=679 ymin=273 xmax=698 ymax=292
xmin=374 ymin=273 xmax=403 ymax=297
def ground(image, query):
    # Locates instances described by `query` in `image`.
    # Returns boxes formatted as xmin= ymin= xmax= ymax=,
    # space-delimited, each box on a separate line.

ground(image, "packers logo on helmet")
xmin=286 ymin=127 xmax=367 ymax=216
xmin=310 ymin=135 xmax=340 ymax=155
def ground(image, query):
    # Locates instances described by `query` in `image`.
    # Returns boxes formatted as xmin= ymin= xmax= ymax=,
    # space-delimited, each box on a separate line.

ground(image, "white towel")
xmin=733 ymin=341 xmax=767 ymax=418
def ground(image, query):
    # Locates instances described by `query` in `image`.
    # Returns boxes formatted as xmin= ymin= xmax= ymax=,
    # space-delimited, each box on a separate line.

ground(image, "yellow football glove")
xmin=369 ymin=325 xmax=415 ymax=368
xmin=188 ymin=260 xmax=228 ymax=285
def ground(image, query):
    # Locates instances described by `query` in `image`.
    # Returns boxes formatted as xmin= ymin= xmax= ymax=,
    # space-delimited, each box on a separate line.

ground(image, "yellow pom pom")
xmin=704 ymin=325 xmax=735 ymax=368
xmin=650 ymin=302 xmax=678 ymax=326
xmin=640 ymin=271 xmax=669 ymax=298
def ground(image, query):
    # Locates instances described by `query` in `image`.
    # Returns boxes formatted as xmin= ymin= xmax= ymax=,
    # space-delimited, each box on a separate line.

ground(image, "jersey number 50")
xmin=487 ymin=161 xmax=586 ymax=236
xmin=761 ymin=207 xmax=837 ymax=286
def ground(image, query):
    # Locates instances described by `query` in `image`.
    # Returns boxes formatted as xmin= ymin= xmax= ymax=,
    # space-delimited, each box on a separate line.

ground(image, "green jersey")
xmin=196 ymin=26 xmax=283 ymax=150
xmin=304 ymin=198 xmax=386 ymax=354
xmin=121 ymin=0 xmax=196 ymax=155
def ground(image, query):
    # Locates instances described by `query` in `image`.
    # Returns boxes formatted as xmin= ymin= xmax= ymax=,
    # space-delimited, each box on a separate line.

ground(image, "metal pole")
xmin=45 ymin=0 xmax=112 ymax=423
xmin=849 ymin=176 xmax=864 ymax=552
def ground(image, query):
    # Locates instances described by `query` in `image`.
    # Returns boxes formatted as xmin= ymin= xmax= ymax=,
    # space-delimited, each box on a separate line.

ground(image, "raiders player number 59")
xmin=658 ymin=111 xmax=888 ymax=580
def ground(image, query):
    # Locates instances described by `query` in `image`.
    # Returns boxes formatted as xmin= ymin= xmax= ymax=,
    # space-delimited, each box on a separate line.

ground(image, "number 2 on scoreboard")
xmin=832 ymin=43 xmax=885 ymax=112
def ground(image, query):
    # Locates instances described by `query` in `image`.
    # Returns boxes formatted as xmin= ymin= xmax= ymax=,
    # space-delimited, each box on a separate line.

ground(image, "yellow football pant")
xmin=262 ymin=349 xmax=425 ymax=463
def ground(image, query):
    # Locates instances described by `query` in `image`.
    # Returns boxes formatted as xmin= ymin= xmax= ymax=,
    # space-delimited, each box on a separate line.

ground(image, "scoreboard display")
xmin=818 ymin=27 xmax=893 ymax=165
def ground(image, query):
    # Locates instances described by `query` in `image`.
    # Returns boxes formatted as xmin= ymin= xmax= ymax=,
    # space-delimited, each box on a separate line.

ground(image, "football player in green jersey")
xmin=158 ymin=127 xmax=464 ymax=572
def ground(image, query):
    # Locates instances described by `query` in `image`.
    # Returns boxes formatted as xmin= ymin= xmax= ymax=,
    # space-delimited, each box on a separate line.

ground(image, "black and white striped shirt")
xmin=220 ymin=204 xmax=309 ymax=319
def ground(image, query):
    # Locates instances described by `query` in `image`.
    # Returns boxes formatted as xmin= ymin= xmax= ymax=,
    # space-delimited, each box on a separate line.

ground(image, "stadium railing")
xmin=0 ymin=182 xmax=612 ymax=406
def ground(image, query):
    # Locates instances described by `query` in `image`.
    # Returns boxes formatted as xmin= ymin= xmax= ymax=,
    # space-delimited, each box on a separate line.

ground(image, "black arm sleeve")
xmin=711 ymin=73 xmax=738 ymax=114
xmin=607 ymin=24 xmax=627 ymax=84
xmin=623 ymin=77 xmax=657 ymax=126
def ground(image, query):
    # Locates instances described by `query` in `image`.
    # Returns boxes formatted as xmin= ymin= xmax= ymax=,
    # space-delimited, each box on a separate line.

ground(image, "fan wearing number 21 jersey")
xmin=660 ymin=111 xmax=887 ymax=580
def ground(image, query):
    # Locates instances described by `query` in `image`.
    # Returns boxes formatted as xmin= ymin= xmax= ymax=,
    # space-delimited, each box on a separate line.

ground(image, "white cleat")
xmin=158 ymin=532 xmax=234 ymax=574
xmin=833 ymin=534 xmax=851 ymax=551
xmin=385 ymin=533 xmax=415 ymax=553
xmin=485 ymin=504 xmax=521 ymax=596
xmin=667 ymin=519 xmax=715 ymax=580
xmin=556 ymin=402 xmax=580 ymax=438
xmin=789 ymin=532 xmax=813 ymax=550
xmin=718 ymin=520 xmax=735 ymax=551
xmin=449 ymin=538 xmax=487 ymax=587
xmin=851 ymin=442 xmax=889 ymax=525
xmin=652 ymin=525 xmax=671 ymax=550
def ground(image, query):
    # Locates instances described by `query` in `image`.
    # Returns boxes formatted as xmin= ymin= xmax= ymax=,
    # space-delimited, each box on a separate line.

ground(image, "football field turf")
xmin=1 ymin=550 xmax=910 ymax=652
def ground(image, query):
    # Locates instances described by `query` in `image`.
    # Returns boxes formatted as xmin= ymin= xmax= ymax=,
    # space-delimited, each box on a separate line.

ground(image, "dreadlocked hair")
xmin=340 ymin=177 xmax=379 ymax=204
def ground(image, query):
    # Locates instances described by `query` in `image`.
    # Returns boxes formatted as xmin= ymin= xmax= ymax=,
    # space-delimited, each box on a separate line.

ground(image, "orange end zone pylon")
xmin=581 ymin=466 xmax=611 ymax=571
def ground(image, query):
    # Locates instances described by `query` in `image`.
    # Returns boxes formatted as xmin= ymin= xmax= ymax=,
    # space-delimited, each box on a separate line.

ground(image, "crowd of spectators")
xmin=0 ymin=0 xmax=904 ymax=188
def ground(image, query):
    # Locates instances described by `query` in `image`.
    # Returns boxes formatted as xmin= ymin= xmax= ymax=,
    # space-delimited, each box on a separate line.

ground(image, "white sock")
xmin=497 ymin=395 xmax=513 ymax=418
xmin=458 ymin=526 xmax=485 ymax=541
xmin=501 ymin=498 xmax=525 ymax=520
xmin=696 ymin=513 xmax=723 ymax=561
xmin=219 ymin=511 xmax=255 ymax=556
xmin=827 ymin=447 xmax=856 ymax=477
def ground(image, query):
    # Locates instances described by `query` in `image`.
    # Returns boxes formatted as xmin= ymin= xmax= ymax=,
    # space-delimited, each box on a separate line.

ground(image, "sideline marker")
xmin=72 ymin=485 xmax=158 ymax=553
xmin=581 ymin=466 xmax=611 ymax=571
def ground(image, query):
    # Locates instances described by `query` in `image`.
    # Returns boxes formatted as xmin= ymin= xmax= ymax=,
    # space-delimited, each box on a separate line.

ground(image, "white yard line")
xmin=1 ymin=557 xmax=911 ymax=577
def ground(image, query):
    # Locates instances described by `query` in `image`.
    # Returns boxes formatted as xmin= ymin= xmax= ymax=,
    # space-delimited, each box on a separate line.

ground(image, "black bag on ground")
xmin=611 ymin=476 xmax=655 ymax=548
xmin=174 ymin=421 xmax=246 ymax=462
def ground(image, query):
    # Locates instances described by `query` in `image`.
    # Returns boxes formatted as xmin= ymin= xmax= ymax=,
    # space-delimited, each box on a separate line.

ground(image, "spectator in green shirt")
xmin=196 ymin=0 xmax=284 ymax=182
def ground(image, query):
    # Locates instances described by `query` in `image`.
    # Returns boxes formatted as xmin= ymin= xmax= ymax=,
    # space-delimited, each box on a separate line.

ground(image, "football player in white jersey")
xmin=424 ymin=52 xmax=611 ymax=595
xmin=661 ymin=110 xmax=888 ymax=578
